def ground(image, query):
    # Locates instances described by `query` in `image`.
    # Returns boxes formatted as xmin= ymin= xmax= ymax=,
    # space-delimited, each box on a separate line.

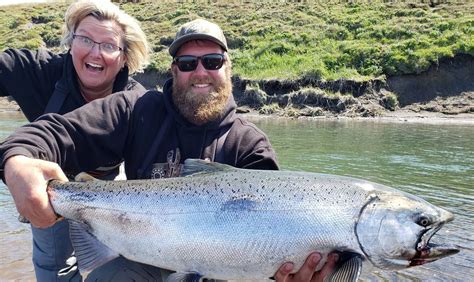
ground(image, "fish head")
xmin=355 ymin=191 xmax=459 ymax=270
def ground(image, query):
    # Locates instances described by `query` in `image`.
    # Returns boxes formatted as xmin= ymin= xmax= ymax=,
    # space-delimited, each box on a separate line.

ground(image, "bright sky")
xmin=0 ymin=0 xmax=52 ymax=6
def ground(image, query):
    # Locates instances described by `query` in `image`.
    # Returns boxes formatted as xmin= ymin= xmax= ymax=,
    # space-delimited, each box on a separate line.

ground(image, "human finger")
xmin=311 ymin=253 xmax=339 ymax=282
xmin=291 ymin=252 xmax=321 ymax=282
xmin=274 ymin=261 xmax=294 ymax=282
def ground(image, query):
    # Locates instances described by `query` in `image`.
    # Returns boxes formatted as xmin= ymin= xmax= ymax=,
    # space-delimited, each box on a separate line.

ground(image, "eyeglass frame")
xmin=72 ymin=34 xmax=124 ymax=54
xmin=172 ymin=53 xmax=226 ymax=72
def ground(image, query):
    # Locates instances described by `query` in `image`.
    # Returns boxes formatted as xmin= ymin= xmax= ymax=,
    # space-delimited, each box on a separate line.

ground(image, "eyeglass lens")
xmin=73 ymin=34 xmax=122 ymax=54
xmin=174 ymin=54 xmax=225 ymax=72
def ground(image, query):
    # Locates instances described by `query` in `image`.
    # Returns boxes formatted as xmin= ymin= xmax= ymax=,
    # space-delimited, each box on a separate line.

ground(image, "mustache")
xmin=189 ymin=77 xmax=214 ymax=85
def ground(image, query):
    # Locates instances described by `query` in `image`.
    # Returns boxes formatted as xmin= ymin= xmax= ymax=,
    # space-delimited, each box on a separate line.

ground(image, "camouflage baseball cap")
xmin=169 ymin=19 xmax=228 ymax=57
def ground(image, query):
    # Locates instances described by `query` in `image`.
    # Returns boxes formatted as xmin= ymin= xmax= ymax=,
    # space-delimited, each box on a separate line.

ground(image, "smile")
xmin=193 ymin=83 xmax=210 ymax=88
xmin=85 ymin=62 xmax=104 ymax=71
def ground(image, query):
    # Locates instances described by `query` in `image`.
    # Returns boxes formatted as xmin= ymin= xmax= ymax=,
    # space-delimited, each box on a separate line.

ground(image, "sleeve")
xmin=0 ymin=90 xmax=138 ymax=179
xmin=238 ymin=137 xmax=279 ymax=171
xmin=0 ymin=48 xmax=63 ymax=119
xmin=226 ymin=119 xmax=280 ymax=171
xmin=126 ymin=77 xmax=146 ymax=91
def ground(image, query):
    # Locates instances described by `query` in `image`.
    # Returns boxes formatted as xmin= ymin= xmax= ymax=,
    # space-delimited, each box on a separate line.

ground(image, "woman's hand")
xmin=4 ymin=155 xmax=68 ymax=228
xmin=274 ymin=252 xmax=339 ymax=282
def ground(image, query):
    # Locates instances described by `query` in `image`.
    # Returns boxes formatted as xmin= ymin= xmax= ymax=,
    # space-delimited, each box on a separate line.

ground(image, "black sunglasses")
xmin=173 ymin=53 xmax=225 ymax=72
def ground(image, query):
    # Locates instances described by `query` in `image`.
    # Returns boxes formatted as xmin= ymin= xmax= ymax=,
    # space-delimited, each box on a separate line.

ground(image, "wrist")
xmin=2 ymin=155 xmax=28 ymax=185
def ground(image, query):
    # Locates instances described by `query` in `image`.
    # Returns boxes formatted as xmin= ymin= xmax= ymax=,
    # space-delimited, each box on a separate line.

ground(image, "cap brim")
xmin=169 ymin=33 xmax=228 ymax=56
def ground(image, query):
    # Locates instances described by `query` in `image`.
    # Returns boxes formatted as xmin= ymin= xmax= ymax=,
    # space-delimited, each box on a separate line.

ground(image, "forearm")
xmin=0 ymin=49 xmax=63 ymax=119
xmin=0 ymin=93 xmax=132 ymax=178
xmin=0 ymin=117 xmax=69 ymax=169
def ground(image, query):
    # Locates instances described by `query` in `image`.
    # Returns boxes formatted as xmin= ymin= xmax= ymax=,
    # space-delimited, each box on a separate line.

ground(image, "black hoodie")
xmin=0 ymin=48 xmax=144 ymax=121
xmin=0 ymin=79 xmax=278 ymax=181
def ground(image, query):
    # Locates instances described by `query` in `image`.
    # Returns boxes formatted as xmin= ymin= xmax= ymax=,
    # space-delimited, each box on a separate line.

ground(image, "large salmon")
xmin=48 ymin=159 xmax=459 ymax=281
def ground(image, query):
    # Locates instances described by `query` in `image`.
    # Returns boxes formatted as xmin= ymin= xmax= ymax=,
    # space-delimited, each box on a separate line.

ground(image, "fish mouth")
xmin=410 ymin=220 xmax=459 ymax=266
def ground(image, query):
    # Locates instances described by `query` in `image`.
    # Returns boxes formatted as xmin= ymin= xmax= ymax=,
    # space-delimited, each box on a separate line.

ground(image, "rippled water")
xmin=0 ymin=112 xmax=33 ymax=280
xmin=253 ymin=117 xmax=473 ymax=281
xmin=0 ymin=113 xmax=473 ymax=280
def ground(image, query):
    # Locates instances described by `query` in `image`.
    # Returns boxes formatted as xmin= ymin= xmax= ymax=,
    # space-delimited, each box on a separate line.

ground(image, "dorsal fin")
xmin=74 ymin=172 xmax=100 ymax=182
xmin=180 ymin=159 xmax=235 ymax=177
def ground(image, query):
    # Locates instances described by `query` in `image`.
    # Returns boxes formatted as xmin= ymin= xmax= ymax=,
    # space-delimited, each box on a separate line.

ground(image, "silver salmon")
xmin=48 ymin=159 xmax=459 ymax=281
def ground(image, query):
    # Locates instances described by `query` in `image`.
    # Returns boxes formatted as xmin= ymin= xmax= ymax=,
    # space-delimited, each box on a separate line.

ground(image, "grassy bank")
xmin=0 ymin=0 xmax=472 ymax=82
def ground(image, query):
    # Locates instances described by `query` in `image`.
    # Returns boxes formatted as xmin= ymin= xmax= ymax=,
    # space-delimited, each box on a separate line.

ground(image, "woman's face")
xmin=70 ymin=16 xmax=127 ymax=96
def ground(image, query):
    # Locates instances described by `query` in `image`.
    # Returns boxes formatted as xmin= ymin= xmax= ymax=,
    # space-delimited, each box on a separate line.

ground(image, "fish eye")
xmin=417 ymin=215 xmax=431 ymax=227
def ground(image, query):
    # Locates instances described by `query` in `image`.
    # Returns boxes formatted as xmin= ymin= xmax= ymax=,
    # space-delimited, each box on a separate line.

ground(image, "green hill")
xmin=1 ymin=0 xmax=472 ymax=81
xmin=1 ymin=1 xmax=472 ymax=117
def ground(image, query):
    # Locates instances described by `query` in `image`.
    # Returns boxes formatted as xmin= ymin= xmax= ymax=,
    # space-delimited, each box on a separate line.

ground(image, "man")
xmin=0 ymin=19 xmax=337 ymax=281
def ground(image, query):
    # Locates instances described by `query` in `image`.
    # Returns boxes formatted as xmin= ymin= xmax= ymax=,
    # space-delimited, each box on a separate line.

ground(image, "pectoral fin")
xmin=326 ymin=252 xmax=363 ymax=282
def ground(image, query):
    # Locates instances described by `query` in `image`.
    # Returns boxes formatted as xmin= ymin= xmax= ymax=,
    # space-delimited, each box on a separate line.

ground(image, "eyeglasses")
xmin=72 ymin=34 xmax=123 ymax=55
xmin=173 ymin=53 xmax=225 ymax=72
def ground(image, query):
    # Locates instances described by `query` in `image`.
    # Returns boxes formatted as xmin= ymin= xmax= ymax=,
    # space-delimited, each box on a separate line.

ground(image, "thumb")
xmin=40 ymin=161 xmax=69 ymax=182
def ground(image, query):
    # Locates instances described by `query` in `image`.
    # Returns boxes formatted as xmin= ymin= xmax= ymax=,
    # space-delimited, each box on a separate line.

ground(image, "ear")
xmin=171 ymin=63 xmax=178 ymax=74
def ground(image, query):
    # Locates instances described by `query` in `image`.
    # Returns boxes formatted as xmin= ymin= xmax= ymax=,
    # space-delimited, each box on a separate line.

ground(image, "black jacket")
xmin=0 ymin=79 xmax=278 ymax=180
xmin=0 ymin=48 xmax=144 ymax=121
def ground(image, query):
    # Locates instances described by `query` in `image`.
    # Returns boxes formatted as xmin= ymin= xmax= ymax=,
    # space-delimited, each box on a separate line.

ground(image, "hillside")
xmin=0 ymin=0 xmax=472 ymax=118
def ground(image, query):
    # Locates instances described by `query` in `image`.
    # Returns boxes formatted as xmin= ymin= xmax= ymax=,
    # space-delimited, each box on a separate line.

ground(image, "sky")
xmin=0 ymin=0 xmax=52 ymax=6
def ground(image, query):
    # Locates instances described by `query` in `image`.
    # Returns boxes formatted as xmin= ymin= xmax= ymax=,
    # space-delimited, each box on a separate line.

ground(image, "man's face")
xmin=171 ymin=40 xmax=232 ymax=125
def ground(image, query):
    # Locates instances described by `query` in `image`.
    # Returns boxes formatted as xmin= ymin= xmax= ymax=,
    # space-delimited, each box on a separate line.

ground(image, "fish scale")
xmin=48 ymin=159 xmax=459 ymax=281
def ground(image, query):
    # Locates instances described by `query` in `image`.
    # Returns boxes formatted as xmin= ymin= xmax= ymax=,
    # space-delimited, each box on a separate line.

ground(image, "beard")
xmin=172 ymin=66 xmax=232 ymax=126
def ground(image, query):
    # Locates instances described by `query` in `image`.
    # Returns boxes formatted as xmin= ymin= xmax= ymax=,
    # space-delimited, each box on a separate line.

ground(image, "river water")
xmin=0 ymin=112 xmax=473 ymax=281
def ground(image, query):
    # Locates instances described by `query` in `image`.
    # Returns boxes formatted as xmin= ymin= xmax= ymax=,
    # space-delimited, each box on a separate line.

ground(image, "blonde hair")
xmin=61 ymin=0 xmax=149 ymax=74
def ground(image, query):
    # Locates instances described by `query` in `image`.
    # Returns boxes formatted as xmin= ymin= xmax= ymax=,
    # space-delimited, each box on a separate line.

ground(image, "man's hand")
xmin=4 ymin=155 xmax=68 ymax=228
xmin=274 ymin=252 xmax=339 ymax=282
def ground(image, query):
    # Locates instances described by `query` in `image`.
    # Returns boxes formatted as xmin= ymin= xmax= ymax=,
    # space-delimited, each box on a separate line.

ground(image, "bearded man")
xmin=0 ymin=19 xmax=338 ymax=281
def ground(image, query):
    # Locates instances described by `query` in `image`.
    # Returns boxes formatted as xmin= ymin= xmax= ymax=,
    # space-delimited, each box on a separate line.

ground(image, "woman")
xmin=0 ymin=0 xmax=149 ymax=121
xmin=0 ymin=0 xmax=150 ymax=280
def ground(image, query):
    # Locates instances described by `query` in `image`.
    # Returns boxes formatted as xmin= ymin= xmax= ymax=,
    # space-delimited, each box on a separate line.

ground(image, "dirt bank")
xmin=1 ymin=54 xmax=473 ymax=123
xmin=229 ymin=54 xmax=473 ymax=119
xmin=387 ymin=54 xmax=473 ymax=106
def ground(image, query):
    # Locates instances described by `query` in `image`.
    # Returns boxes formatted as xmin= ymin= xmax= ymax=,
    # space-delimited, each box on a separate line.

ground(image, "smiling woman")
xmin=70 ymin=15 xmax=128 ymax=101
xmin=0 ymin=0 xmax=150 ymax=281
xmin=0 ymin=0 xmax=149 ymax=121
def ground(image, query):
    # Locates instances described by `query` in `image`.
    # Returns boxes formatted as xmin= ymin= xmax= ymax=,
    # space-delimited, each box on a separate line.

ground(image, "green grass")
xmin=1 ymin=0 xmax=472 ymax=81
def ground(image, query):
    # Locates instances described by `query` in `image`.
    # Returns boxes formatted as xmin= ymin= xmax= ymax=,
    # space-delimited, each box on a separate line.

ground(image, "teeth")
xmin=86 ymin=63 xmax=104 ymax=70
xmin=193 ymin=84 xmax=209 ymax=88
xmin=87 ymin=62 xmax=103 ymax=68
